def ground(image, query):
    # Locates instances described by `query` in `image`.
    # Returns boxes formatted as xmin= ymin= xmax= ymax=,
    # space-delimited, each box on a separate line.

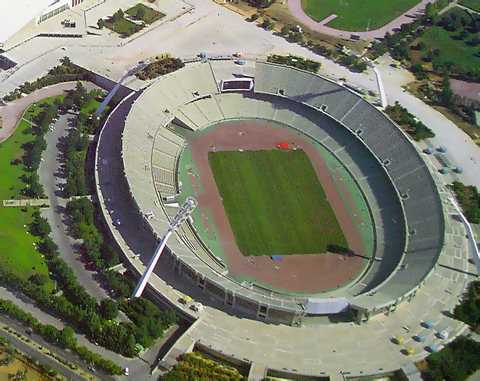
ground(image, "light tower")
xmin=132 ymin=197 xmax=197 ymax=298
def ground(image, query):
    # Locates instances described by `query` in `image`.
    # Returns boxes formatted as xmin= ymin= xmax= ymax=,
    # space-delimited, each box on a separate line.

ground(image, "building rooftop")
xmin=0 ymin=0 xmax=54 ymax=46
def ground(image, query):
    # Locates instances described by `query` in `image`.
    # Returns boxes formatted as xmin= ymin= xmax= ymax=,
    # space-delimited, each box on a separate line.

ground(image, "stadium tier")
xmin=115 ymin=60 xmax=445 ymax=324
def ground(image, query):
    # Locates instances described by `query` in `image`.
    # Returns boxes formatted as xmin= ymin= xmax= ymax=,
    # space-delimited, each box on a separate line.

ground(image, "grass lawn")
xmin=105 ymin=17 xmax=142 ymax=37
xmin=0 ymin=112 xmax=51 ymax=282
xmin=126 ymin=3 xmax=165 ymax=24
xmin=23 ymin=95 xmax=64 ymax=123
xmin=209 ymin=149 xmax=347 ymax=256
xmin=459 ymin=0 xmax=480 ymax=12
xmin=416 ymin=26 xmax=480 ymax=74
xmin=301 ymin=0 xmax=421 ymax=31
xmin=80 ymin=98 xmax=101 ymax=115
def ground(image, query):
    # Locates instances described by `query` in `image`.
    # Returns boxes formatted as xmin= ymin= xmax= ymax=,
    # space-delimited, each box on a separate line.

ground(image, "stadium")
xmin=96 ymin=59 xmax=446 ymax=326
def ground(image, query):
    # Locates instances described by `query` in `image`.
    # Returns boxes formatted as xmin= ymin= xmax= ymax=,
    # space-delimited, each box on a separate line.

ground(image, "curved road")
xmin=287 ymin=0 xmax=434 ymax=40
xmin=0 ymin=82 xmax=78 ymax=143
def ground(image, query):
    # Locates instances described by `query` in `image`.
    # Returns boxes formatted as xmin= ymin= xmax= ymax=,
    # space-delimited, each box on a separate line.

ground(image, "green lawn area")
xmin=80 ymin=98 xmax=101 ymax=115
xmin=126 ymin=3 xmax=165 ymax=24
xmin=23 ymin=95 xmax=63 ymax=123
xmin=301 ymin=0 xmax=421 ymax=31
xmin=0 ymin=120 xmax=33 ymax=200
xmin=209 ymin=149 xmax=347 ymax=256
xmin=417 ymin=25 xmax=480 ymax=74
xmin=106 ymin=17 xmax=142 ymax=37
xmin=0 ymin=113 xmax=51 ymax=282
xmin=459 ymin=0 xmax=480 ymax=12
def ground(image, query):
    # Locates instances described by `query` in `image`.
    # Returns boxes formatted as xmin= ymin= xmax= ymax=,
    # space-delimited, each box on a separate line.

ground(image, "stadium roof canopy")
xmin=0 ymin=0 xmax=54 ymax=46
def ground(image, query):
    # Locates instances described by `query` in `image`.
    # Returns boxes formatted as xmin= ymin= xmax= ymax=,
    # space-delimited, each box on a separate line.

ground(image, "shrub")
xmin=267 ymin=54 xmax=320 ymax=73
xmin=135 ymin=57 xmax=184 ymax=80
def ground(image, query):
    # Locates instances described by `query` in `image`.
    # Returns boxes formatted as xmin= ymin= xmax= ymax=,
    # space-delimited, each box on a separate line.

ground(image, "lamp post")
xmin=132 ymin=197 xmax=197 ymax=298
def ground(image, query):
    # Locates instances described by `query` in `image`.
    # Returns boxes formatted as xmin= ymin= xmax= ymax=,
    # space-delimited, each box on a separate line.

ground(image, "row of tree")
xmin=385 ymin=101 xmax=435 ymax=141
xmin=164 ymin=352 xmax=246 ymax=381
xmin=369 ymin=0 xmax=453 ymax=60
xmin=66 ymin=198 xmax=119 ymax=270
xmin=27 ymin=209 xmax=144 ymax=356
xmin=19 ymin=99 xmax=62 ymax=198
xmin=450 ymin=181 xmax=480 ymax=223
xmin=253 ymin=18 xmax=367 ymax=73
xmin=3 ymin=57 xmax=88 ymax=102
xmin=65 ymin=198 xmax=178 ymax=349
xmin=424 ymin=336 xmax=480 ymax=381
xmin=135 ymin=56 xmax=184 ymax=80
xmin=63 ymin=128 xmax=88 ymax=198
xmin=0 ymin=298 xmax=123 ymax=375
xmin=267 ymin=54 xmax=321 ymax=73
xmin=454 ymin=280 xmax=480 ymax=331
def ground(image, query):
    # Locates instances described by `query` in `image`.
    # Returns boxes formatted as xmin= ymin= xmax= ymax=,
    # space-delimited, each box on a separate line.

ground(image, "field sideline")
xmin=208 ymin=149 xmax=347 ymax=257
xmin=301 ymin=0 xmax=421 ymax=31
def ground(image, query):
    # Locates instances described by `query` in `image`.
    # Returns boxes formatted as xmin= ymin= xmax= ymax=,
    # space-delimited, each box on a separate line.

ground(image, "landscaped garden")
xmin=164 ymin=352 xmax=246 ymax=381
xmin=102 ymin=4 xmax=165 ymax=38
xmin=385 ymin=101 xmax=435 ymax=141
xmin=135 ymin=56 xmax=184 ymax=80
xmin=267 ymin=54 xmax=320 ymax=73
xmin=450 ymin=181 xmax=480 ymax=224
xmin=0 ymin=98 xmax=64 ymax=285
xmin=126 ymin=3 xmax=165 ymax=24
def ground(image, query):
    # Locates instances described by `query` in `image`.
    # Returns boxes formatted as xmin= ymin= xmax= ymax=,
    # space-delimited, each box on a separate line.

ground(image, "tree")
xmin=261 ymin=17 xmax=274 ymax=30
xmin=135 ymin=6 xmax=146 ymax=20
xmin=411 ymin=63 xmax=427 ymax=80
xmin=440 ymin=74 xmax=454 ymax=107
xmin=100 ymin=299 xmax=118 ymax=320
xmin=41 ymin=325 xmax=59 ymax=344
xmin=58 ymin=326 xmax=76 ymax=349
xmin=97 ymin=18 xmax=105 ymax=29
xmin=248 ymin=0 xmax=273 ymax=8
xmin=29 ymin=273 xmax=49 ymax=286
xmin=281 ymin=24 xmax=291 ymax=36
xmin=60 ymin=56 xmax=71 ymax=67
xmin=30 ymin=211 xmax=51 ymax=237
xmin=112 ymin=9 xmax=124 ymax=23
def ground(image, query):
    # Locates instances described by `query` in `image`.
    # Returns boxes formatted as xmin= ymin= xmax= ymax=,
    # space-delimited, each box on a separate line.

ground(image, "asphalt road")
xmin=35 ymin=106 xmax=182 ymax=379
xmin=0 ymin=315 xmax=97 ymax=381
xmin=38 ymin=112 xmax=109 ymax=301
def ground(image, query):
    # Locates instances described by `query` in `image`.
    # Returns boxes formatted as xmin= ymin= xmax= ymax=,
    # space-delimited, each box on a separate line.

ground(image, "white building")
xmin=0 ymin=0 xmax=90 ymax=50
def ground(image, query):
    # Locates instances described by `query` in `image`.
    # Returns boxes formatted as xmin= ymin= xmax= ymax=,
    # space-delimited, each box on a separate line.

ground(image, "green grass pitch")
xmin=208 ymin=149 xmax=347 ymax=256
xmin=301 ymin=0 xmax=421 ymax=31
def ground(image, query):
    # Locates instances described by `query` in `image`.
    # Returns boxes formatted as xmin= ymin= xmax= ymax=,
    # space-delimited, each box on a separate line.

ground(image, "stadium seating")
xmin=254 ymin=61 xmax=444 ymax=306
xmin=120 ymin=60 xmax=445 ymax=320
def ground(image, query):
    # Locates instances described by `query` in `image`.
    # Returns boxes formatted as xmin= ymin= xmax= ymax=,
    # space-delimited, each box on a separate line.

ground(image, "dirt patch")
xmin=188 ymin=120 xmax=369 ymax=294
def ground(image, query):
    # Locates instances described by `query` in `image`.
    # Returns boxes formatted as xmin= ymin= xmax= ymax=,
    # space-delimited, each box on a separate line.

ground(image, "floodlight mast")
xmin=132 ymin=197 xmax=197 ymax=298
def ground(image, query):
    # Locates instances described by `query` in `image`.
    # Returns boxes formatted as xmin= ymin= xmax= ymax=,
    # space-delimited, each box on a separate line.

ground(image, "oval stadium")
xmin=95 ymin=59 xmax=469 ymax=377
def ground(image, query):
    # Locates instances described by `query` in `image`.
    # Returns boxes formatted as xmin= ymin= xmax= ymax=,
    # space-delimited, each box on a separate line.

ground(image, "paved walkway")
xmin=287 ymin=0 xmax=434 ymax=40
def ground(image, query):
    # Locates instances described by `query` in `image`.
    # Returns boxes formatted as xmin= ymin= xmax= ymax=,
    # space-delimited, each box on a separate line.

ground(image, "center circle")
xmin=175 ymin=118 xmax=374 ymax=295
